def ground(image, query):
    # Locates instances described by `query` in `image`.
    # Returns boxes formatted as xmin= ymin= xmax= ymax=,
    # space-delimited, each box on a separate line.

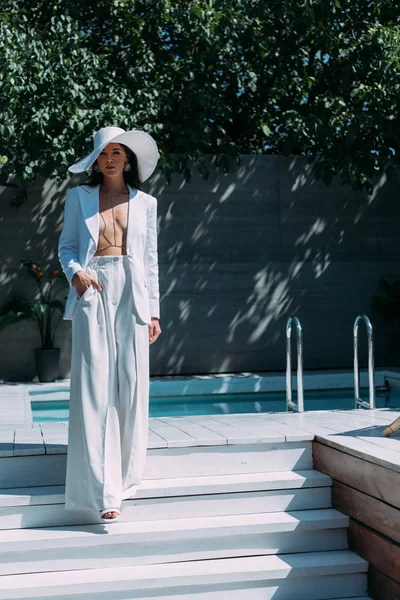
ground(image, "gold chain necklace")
xmin=97 ymin=184 xmax=129 ymax=251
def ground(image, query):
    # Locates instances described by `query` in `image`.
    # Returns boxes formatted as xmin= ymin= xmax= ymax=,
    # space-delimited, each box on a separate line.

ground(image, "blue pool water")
xmin=30 ymin=386 xmax=399 ymax=422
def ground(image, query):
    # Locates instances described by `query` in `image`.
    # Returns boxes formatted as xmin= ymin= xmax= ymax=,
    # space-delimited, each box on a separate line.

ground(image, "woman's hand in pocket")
xmin=72 ymin=270 xmax=103 ymax=298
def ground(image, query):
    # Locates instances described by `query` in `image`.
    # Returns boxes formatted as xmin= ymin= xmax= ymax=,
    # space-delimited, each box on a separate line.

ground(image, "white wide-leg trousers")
xmin=65 ymin=255 xmax=150 ymax=513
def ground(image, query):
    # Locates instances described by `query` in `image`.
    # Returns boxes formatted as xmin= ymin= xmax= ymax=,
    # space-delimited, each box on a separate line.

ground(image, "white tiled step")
xmin=0 ymin=469 xmax=331 ymax=506
xmin=0 ymin=471 xmax=332 ymax=529
xmin=0 ymin=509 xmax=349 ymax=575
xmin=0 ymin=583 xmax=373 ymax=600
xmin=0 ymin=440 xmax=313 ymax=488
xmin=0 ymin=551 xmax=369 ymax=600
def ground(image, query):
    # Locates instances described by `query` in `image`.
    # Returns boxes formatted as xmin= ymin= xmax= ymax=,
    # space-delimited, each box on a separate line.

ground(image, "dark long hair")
xmin=84 ymin=144 xmax=143 ymax=190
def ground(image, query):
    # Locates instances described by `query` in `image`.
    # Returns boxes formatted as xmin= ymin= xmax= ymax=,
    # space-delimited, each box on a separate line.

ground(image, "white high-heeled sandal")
xmin=99 ymin=507 xmax=121 ymax=522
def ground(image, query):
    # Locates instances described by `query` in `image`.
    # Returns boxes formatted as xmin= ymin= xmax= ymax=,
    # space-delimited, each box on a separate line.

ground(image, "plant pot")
xmin=34 ymin=347 xmax=61 ymax=382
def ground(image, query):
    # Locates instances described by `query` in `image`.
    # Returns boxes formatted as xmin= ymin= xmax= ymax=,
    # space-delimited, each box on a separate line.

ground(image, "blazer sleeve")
xmin=144 ymin=195 xmax=160 ymax=319
xmin=58 ymin=187 xmax=84 ymax=286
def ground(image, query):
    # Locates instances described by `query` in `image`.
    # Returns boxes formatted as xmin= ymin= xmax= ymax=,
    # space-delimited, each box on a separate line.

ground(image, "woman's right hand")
xmin=72 ymin=270 xmax=103 ymax=297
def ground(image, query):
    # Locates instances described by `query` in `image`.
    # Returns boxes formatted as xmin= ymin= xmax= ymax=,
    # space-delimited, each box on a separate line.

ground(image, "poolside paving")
xmin=0 ymin=384 xmax=32 ymax=427
xmin=0 ymin=373 xmax=400 ymax=473
xmin=0 ymin=409 xmax=400 ymax=473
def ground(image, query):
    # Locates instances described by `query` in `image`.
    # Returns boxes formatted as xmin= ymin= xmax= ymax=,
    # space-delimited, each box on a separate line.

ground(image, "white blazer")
xmin=58 ymin=184 xmax=160 ymax=324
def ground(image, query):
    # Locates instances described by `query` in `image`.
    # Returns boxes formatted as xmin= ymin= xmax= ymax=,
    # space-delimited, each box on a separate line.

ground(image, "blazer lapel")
xmin=77 ymin=184 xmax=99 ymax=247
xmin=77 ymin=184 xmax=144 ymax=248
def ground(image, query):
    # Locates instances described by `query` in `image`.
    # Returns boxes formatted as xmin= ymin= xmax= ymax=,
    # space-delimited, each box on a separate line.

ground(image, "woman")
xmin=58 ymin=126 xmax=162 ymax=523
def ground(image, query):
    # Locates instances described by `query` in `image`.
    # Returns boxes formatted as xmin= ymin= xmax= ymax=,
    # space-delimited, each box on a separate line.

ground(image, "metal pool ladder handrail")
xmin=286 ymin=315 xmax=304 ymax=412
xmin=353 ymin=314 xmax=376 ymax=409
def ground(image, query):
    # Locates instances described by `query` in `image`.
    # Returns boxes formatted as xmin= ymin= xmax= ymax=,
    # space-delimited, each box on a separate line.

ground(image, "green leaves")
xmin=1 ymin=1 xmax=400 ymax=194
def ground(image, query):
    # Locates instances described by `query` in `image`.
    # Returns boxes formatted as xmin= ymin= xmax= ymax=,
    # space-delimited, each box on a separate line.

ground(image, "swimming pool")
xmin=30 ymin=385 xmax=399 ymax=422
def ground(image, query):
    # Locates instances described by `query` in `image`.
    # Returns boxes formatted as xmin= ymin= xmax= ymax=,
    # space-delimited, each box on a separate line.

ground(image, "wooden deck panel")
xmin=368 ymin=566 xmax=400 ymax=600
xmin=348 ymin=520 xmax=400 ymax=584
xmin=332 ymin=481 xmax=400 ymax=545
xmin=313 ymin=438 xmax=400 ymax=597
xmin=313 ymin=442 xmax=400 ymax=509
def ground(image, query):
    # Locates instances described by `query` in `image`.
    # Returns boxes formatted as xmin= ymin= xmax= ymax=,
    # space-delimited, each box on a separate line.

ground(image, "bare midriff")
xmin=93 ymin=188 xmax=129 ymax=256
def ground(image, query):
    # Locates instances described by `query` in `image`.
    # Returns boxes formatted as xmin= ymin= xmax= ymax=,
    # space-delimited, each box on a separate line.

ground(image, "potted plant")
xmin=0 ymin=260 xmax=67 ymax=382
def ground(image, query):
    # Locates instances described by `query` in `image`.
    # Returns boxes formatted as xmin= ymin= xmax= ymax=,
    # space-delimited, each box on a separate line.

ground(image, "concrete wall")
xmin=0 ymin=155 xmax=399 ymax=381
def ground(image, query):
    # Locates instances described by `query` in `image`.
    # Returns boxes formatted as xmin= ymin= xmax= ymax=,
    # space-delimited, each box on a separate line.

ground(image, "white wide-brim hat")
xmin=68 ymin=126 xmax=159 ymax=182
